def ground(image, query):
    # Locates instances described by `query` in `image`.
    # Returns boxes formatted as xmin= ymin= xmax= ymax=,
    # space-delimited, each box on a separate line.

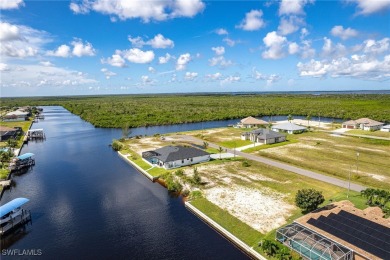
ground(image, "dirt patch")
xmin=204 ymin=185 xmax=294 ymax=233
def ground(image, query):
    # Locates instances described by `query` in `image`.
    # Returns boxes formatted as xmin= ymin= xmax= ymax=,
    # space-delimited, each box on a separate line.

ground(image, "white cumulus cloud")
xmin=101 ymin=51 xmax=127 ymax=67
xmin=220 ymin=75 xmax=240 ymax=85
xmin=0 ymin=0 xmax=24 ymax=10
xmin=158 ymin=53 xmax=172 ymax=64
xmin=101 ymin=68 xmax=116 ymax=79
xmin=331 ymin=25 xmax=358 ymax=40
xmin=278 ymin=16 xmax=304 ymax=35
xmin=279 ymin=0 xmax=313 ymax=16
xmin=128 ymin=34 xmax=174 ymax=49
xmin=184 ymin=71 xmax=198 ymax=80
xmin=350 ymin=0 xmax=390 ymax=15
xmin=176 ymin=53 xmax=191 ymax=70
xmin=69 ymin=0 xmax=205 ymax=22
xmin=236 ymin=10 xmax=265 ymax=31
xmin=215 ymin=28 xmax=228 ymax=35
xmin=122 ymin=48 xmax=155 ymax=63
xmin=262 ymin=31 xmax=287 ymax=59
xmin=71 ymin=39 xmax=96 ymax=57
xmin=205 ymin=72 xmax=223 ymax=80
xmin=47 ymin=44 xmax=71 ymax=58
xmin=211 ymin=46 xmax=225 ymax=56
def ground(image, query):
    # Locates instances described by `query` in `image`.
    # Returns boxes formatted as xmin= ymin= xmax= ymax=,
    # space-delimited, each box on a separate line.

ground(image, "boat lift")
xmin=0 ymin=198 xmax=31 ymax=235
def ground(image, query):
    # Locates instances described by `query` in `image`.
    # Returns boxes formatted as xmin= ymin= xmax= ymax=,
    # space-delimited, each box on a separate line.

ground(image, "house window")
xmin=182 ymin=160 xmax=184 ymax=163
xmin=191 ymin=158 xmax=193 ymax=162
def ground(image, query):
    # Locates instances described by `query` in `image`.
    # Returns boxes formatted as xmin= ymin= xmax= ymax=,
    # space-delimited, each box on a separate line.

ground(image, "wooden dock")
xmin=0 ymin=180 xmax=11 ymax=188
xmin=0 ymin=210 xmax=31 ymax=235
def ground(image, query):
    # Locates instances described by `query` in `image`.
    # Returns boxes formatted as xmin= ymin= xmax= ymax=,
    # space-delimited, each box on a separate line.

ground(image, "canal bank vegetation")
xmin=1 ymin=94 xmax=389 ymax=128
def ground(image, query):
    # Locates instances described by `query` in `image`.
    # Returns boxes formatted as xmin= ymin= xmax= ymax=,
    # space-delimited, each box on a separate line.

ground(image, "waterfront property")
xmin=241 ymin=128 xmax=286 ymax=144
xmin=342 ymin=118 xmax=384 ymax=131
xmin=9 ymin=153 xmax=35 ymax=171
xmin=0 ymin=198 xmax=31 ymax=235
xmin=381 ymin=125 xmax=390 ymax=132
xmin=142 ymin=146 xmax=210 ymax=169
xmin=277 ymin=200 xmax=390 ymax=260
xmin=236 ymin=116 xmax=268 ymax=128
xmin=0 ymin=126 xmax=18 ymax=141
xmin=3 ymin=110 xmax=29 ymax=122
xmin=272 ymin=122 xmax=307 ymax=134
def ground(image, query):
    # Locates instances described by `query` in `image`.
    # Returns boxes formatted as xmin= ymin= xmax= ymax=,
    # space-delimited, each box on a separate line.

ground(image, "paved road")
xmin=172 ymin=135 xmax=366 ymax=192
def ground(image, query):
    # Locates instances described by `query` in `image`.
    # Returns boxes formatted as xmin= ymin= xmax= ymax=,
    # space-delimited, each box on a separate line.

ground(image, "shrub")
xmin=295 ymin=189 xmax=325 ymax=213
xmin=175 ymin=169 xmax=184 ymax=177
xmin=189 ymin=190 xmax=203 ymax=200
xmin=112 ymin=140 xmax=124 ymax=151
xmin=192 ymin=167 xmax=202 ymax=185
xmin=242 ymin=160 xmax=251 ymax=167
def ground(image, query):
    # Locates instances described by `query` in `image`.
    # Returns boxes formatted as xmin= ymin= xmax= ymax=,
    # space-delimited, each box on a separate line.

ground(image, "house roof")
xmin=343 ymin=118 xmax=384 ymax=127
xmin=0 ymin=126 xmax=17 ymax=132
xmin=272 ymin=122 xmax=307 ymax=131
xmin=240 ymin=116 xmax=268 ymax=125
xmin=6 ymin=110 xmax=28 ymax=116
xmin=249 ymin=128 xmax=285 ymax=139
xmin=295 ymin=200 xmax=390 ymax=260
xmin=147 ymin=146 xmax=210 ymax=163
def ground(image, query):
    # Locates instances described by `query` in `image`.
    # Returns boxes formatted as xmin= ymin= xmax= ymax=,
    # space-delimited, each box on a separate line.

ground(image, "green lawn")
xmin=0 ymin=168 xmax=9 ymax=179
xmin=0 ymin=120 xmax=33 ymax=148
xmin=190 ymin=198 xmax=264 ymax=249
xmin=219 ymin=139 xmax=252 ymax=148
xmin=346 ymin=129 xmax=390 ymax=138
xmin=147 ymin=167 xmax=168 ymax=177
xmin=243 ymin=136 xmax=299 ymax=152
xmin=254 ymin=131 xmax=390 ymax=190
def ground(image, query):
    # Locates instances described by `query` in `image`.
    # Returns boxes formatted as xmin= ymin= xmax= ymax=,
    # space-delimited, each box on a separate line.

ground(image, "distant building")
xmin=0 ymin=126 xmax=18 ymax=141
xmin=342 ymin=118 xmax=384 ymax=131
xmin=380 ymin=125 xmax=390 ymax=132
xmin=3 ymin=110 xmax=29 ymax=122
xmin=276 ymin=200 xmax=390 ymax=260
xmin=237 ymin=116 xmax=268 ymax=128
xmin=241 ymin=128 xmax=286 ymax=144
xmin=142 ymin=146 xmax=210 ymax=169
xmin=272 ymin=122 xmax=307 ymax=134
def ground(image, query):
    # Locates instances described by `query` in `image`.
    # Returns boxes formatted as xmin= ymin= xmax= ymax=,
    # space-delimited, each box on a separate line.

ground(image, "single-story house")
xmin=0 ymin=126 xmax=18 ymax=141
xmin=277 ymin=200 xmax=390 ymax=260
xmin=272 ymin=122 xmax=307 ymax=134
xmin=241 ymin=129 xmax=286 ymax=144
xmin=142 ymin=146 xmax=210 ymax=169
xmin=381 ymin=125 xmax=390 ymax=132
xmin=237 ymin=116 xmax=268 ymax=128
xmin=3 ymin=110 xmax=29 ymax=122
xmin=342 ymin=118 xmax=384 ymax=131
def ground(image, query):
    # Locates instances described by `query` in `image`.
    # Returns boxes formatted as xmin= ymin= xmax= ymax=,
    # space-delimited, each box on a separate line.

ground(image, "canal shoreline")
xmin=118 ymin=151 xmax=265 ymax=260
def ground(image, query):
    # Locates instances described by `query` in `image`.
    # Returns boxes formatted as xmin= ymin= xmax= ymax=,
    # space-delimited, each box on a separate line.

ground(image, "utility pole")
xmin=347 ymin=165 xmax=352 ymax=198
xmin=356 ymin=151 xmax=360 ymax=177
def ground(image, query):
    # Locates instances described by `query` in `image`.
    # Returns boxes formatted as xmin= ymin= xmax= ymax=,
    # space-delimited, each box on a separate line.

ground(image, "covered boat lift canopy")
xmin=17 ymin=153 xmax=35 ymax=160
xmin=0 ymin=198 xmax=29 ymax=218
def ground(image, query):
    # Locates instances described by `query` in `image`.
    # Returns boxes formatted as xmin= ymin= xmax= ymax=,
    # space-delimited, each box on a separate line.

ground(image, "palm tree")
xmin=287 ymin=114 xmax=293 ymax=122
xmin=121 ymin=123 xmax=131 ymax=139
xmin=203 ymin=141 xmax=209 ymax=149
xmin=218 ymin=146 xmax=223 ymax=159
xmin=306 ymin=114 xmax=312 ymax=128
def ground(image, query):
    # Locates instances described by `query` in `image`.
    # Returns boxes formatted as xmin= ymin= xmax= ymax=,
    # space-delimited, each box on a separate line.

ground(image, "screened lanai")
xmin=276 ymin=223 xmax=352 ymax=260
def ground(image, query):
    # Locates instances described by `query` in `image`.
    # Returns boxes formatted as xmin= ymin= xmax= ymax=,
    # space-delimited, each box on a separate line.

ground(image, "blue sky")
xmin=1 ymin=0 xmax=389 ymax=96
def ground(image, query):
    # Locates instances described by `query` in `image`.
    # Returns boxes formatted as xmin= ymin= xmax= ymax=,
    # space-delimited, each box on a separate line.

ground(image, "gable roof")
xmin=272 ymin=122 xmax=307 ymax=131
xmin=240 ymin=116 xmax=268 ymax=125
xmin=147 ymin=146 xmax=210 ymax=163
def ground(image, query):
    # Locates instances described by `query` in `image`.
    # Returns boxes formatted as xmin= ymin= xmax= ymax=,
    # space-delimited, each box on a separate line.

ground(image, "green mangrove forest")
xmin=1 ymin=94 xmax=389 ymax=128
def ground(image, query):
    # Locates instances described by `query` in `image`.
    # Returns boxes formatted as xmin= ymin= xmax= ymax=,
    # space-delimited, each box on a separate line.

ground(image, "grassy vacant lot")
xmin=347 ymin=129 xmax=390 ymax=138
xmin=253 ymin=131 xmax=390 ymax=190
xmin=184 ymin=127 xmax=253 ymax=148
xmin=2 ymin=94 xmax=389 ymax=128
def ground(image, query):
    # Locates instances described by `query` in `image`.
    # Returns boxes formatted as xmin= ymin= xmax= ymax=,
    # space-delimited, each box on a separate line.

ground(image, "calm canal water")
xmin=1 ymin=106 xmax=247 ymax=259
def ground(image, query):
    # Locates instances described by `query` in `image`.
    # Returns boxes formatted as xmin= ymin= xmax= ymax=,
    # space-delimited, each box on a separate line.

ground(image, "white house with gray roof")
xmin=241 ymin=129 xmax=286 ymax=144
xmin=142 ymin=146 xmax=210 ymax=169
xmin=272 ymin=122 xmax=307 ymax=134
